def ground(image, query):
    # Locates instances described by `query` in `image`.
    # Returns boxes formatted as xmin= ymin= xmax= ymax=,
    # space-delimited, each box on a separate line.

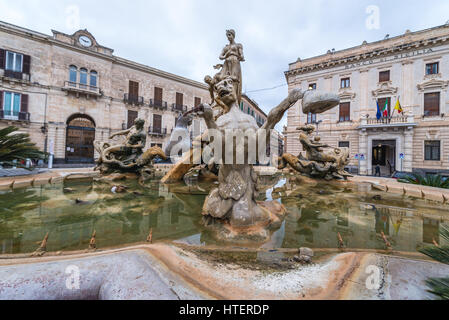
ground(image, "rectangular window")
xmin=340 ymin=78 xmax=350 ymax=88
xmin=307 ymin=112 xmax=317 ymax=124
xmin=379 ymin=70 xmax=390 ymax=82
xmin=154 ymin=87 xmax=163 ymax=104
xmin=153 ymin=114 xmax=162 ymax=133
xmin=339 ymin=141 xmax=350 ymax=148
xmin=129 ymin=80 xmax=139 ymax=98
xmin=194 ymin=97 xmax=201 ymax=108
xmin=425 ymin=141 xmax=441 ymax=161
xmin=2 ymin=91 xmax=21 ymax=119
xmin=339 ymin=102 xmax=350 ymax=122
xmin=5 ymin=51 xmax=23 ymax=72
xmin=308 ymin=83 xmax=317 ymax=90
xmin=424 ymin=92 xmax=440 ymax=116
xmin=426 ymin=62 xmax=439 ymax=75
xmin=127 ymin=110 xmax=138 ymax=129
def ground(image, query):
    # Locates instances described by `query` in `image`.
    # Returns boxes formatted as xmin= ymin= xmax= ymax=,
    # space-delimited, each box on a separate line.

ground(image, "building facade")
xmin=285 ymin=23 xmax=449 ymax=176
xmin=0 ymin=21 xmax=211 ymax=164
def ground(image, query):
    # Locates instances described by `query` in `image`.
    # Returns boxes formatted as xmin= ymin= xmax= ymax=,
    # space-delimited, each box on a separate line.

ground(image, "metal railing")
xmin=3 ymin=69 xmax=31 ymax=81
xmin=148 ymin=127 xmax=168 ymax=136
xmin=124 ymin=93 xmax=144 ymax=106
xmin=149 ymin=99 xmax=168 ymax=110
xmin=63 ymin=81 xmax=101 ymax=95
xmin=0 ymin=110 xmax=30 ymax=121
xmin=171 ymin=103 xmax=188 ymax=113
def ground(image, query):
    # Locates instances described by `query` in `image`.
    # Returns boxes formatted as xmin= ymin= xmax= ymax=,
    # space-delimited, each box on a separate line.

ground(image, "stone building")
xmin=285 ymin=23 xmax=449 ymax=176
xmin=0 ymin=21 xmax=211 ymax=164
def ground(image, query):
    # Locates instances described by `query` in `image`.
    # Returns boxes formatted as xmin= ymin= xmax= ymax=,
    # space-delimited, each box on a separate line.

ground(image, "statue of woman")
xmin=218 ymin=29 xmax=245 ymax=102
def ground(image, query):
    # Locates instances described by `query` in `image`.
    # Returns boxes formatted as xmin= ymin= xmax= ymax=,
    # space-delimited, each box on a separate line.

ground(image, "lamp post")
xmin=315 ymin=120 xmax=323 ymax=135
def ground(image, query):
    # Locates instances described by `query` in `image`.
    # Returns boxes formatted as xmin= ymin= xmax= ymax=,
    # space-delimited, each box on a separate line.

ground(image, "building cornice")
xmin=285 ymin=24 xmax=449 ymax=79
xmin=0 ymin=20 xmax=208 ymax=91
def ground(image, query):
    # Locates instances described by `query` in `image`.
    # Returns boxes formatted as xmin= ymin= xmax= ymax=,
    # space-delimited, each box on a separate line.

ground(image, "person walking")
xmin=375 ymin=164 xmax=381 ymax=177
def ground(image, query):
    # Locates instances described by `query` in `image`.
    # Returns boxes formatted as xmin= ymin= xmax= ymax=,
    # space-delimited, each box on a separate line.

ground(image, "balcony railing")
xmin=148 ymin=127 xmax=168 ymax=136
xmin=149 ymin=99 xmax=168 ymax=110
xmin=2 ymin=69 xmax=31 ymax=82
xmin=171 ymin=103 xmax=188 ymax=113
xmin=62 ymin=81 xmax=101 ymax=97
xmin=359 ymin=114 xmax=417 ymax=129
xmin=0 ymin=110 xmax=30 ymax=121
xmin=124 ymin=93 xmax=144 ymax=106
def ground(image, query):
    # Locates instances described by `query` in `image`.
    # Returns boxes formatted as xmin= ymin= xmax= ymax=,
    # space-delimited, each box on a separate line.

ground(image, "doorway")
xmin=65 ymin=114 xmax=96 ymax=163
xmin=372 ymin=140 xmax=396 ymax=176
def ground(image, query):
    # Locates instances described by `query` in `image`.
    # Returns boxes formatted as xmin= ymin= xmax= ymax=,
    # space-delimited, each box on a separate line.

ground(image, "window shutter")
xmin=154 ymin=87 xmax=163 ymax=102
xmin=424 ymin=92 xmax=440 ymax=116
xmin=0 ymin=91 xmax=3 ymax=109
xmin=194 ymin=97 xmax=201 ymax=108
xmin=127 ymin=110 xmax=138 ymax=129
xmin=176 ymin=92 xmax=183 ymax=106
xmin=21 ymin=94 xmax=29 ymax=113
xmin=22 ymin=55 xmax=31 ymax=74
xmin=0 ymin=49 xmax=4 ymax=69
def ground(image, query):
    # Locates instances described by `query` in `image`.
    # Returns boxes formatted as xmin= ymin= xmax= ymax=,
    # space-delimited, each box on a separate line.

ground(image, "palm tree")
xmin=399 ymin=173 xmax=449 ymax=189
xmin=419 ymin=225 xmax=449 ymax=300
xmin=0 ymin=126 xmax=46 ymax=168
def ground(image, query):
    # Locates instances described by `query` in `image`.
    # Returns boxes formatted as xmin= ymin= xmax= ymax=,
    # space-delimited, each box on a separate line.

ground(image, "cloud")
xmin=0 ymin=0 xmax=448 ymax=132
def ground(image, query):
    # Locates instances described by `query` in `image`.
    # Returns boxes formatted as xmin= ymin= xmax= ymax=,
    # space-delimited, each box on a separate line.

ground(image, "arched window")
xmin=90 ymin=70 xmax=97 ymax=88
xmin=69 ymin=65 xmax=77 ymax=85
xmin=79 ymin=68 xmax=88 ymax=87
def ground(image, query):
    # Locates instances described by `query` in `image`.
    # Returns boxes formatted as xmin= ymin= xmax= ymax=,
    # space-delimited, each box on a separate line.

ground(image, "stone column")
xmin=359 ymin=130 xmax=368 ymax=175
xmin=403 ymin=128 xmax=414 ymax=172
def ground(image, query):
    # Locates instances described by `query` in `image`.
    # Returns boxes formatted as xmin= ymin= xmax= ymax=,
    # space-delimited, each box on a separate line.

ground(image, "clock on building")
xmin=79 ymin=35 xmax=92 ymax=47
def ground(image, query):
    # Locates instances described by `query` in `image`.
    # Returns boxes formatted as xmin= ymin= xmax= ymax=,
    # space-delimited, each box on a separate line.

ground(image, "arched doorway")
xmin=65 ymin=114 xmax=96 ymax=163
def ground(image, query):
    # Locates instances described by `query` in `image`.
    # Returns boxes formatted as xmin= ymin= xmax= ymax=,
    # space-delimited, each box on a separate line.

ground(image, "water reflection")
xmin=0 ymin=176 xmax=448 ymax=254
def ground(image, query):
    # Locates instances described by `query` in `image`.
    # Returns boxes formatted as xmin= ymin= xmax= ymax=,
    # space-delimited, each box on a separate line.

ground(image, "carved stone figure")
xmin=278 ymin=125 xmax=352 ymax=181
xmin=194 ymin=74 xmax=339 ymax=237
xmin=94 ymin=118 xmax=166 ymax=179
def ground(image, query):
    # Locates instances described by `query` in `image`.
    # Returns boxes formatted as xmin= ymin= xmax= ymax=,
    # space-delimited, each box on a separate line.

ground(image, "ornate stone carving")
xmin=278 ymin=125 xmax=352 ymax=181
xmin=94 ymin=118 xmax=167 ymax=180
xmin=372 ymin=82 xmax=398 ymax=97
xmin=417 ymin=78 xmax=449 ymax=92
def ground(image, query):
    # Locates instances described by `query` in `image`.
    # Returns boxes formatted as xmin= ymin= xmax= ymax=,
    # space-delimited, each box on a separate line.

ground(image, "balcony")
xmin=1 ymin=69 xmax=31 ymax=82
xmin=359 ymin=114 xmax=417 ymax=129
xmin=171 ymin=103 xmax=188 ymax=113
xmin=62 ymin=81 xmax=101 ymax=98
xmin=124 ymin=93 xmax=144 ymax=106
xmin=148 ymin=127 xmax=168 ymax=137
xmin=0 ymin=110 xmax=30 ymax=122
xmin=149 ymin=99 xmax=168 ymax=110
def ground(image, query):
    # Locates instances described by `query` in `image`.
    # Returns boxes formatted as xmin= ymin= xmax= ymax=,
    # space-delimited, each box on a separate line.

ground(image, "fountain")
xmin=94 ymin=118 xmax=167 ymax=181
xmin=180 ymin=30 xmax=341 ymax=240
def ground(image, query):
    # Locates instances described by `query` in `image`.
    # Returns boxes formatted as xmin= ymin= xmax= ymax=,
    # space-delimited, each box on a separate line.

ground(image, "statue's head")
xmin=226 ymin=29 xmax=235 ymax=42
xmin=176 ymin=114 xmax=193 ymax=128
xmin=134 ymin=119 xmax=145 ymax=129
xmin=214 ymin=76 xmax=237 ymax=106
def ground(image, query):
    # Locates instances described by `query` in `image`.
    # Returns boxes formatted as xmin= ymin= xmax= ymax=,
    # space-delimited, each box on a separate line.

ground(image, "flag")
xmin=394 ymin=98 xmax=403 ymax=114
xmin=382 ymin=98 xmax=389 ymax=117
xmin=376 ymin=100 xmax=382 ymax=120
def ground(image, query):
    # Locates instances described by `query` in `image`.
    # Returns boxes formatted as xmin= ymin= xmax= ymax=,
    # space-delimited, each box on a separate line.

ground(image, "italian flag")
xmin=382 ymin=98 xmax=389 ymax=117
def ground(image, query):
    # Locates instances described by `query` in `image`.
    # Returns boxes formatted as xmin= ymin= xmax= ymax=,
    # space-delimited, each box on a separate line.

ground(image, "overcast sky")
xmin=1 ymin=0 xmax=448 ymax=131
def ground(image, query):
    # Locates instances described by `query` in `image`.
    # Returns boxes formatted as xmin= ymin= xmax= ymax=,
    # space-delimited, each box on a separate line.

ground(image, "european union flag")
xmin=376 ymin=100 xmax=382 ymax=120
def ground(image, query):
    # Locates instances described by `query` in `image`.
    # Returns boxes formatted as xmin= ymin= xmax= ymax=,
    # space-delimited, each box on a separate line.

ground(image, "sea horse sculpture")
xmin=278 ymin=125 xmax=352 ymax=181
xmin=94 ymin=118 xmax=167 ymax=178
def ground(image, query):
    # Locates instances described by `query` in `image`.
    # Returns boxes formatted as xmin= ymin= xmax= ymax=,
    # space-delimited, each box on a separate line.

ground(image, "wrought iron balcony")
xmin=359 ymin=114 xmax=417 ymax=129
xmin=124 ymin=93 xmax=144 ymax=106
xmin=0 ymin=110 xmax=30 ymax=122
xmin=1 ymin=69 xmax=31 ymax=82
xmin=62 ymin=81 xmax=101 ymax=97
xmin=148 ymin=127 xmax=168 ymax=136
xmin=149 ymin=99 xmax=168 ymax=110
xmin=171 ymin=103 xmax=188 ymax=113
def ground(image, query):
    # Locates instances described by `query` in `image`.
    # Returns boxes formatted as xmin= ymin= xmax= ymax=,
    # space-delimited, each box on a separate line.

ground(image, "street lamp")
xmin=315 ymin=120 xmax=323 ymax=134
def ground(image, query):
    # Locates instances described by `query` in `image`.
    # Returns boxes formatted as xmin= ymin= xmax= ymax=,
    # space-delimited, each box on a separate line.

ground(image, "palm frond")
xmin=425 ymin=278 xmax=449 ymax=300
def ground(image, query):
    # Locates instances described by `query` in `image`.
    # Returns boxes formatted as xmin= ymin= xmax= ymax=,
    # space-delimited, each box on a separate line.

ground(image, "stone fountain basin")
xmin=1 ymin=244 xmax=448 ymax=300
